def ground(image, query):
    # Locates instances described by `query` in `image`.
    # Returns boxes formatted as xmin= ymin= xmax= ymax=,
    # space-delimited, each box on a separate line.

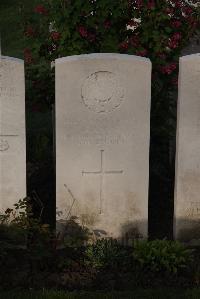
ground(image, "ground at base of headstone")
xmin=2 ymin=289 xmax=200 ymax=299
xmin=0 ymin=236 xmax=200 ymax=291
xmin=0 ymin=199 xmax=199 ymax=291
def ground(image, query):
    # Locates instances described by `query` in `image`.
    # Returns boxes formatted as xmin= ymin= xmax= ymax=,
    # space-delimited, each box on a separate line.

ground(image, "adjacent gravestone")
xmin=0 ymin=56 xmax=26 ymax=212
xmin=174 ymin=53 xmax=200 ymax=243
xmin=56 ymin=53 xmax=151 ymax=240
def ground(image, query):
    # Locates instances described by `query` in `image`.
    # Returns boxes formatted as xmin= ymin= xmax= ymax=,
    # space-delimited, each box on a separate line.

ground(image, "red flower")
xmin=104 ymin=20 xmax=111 ymax=29
xmin=119 ymin=41 xmax=129 ymax=50
xmin=88 ymin=32 xmax=96 ymax=42
xmin=129 ymin=35 xmax=140 ymax=47
xmin=24 ymin=26 xmax=35 ymax=37
xmin=188 ymin=17 xmax=198 ymax=29
xmin=168 ymin=40 xmax=178 ymax=49
xmin=78 ymin=26 xmax=88 ymax=38
xmin=173 ymin=32 xmax=182 ymax=40
xmin=157 ymin=53 xmax=167 ymax=60
xmin=168 ymin=32 xmax=182 ymax=49
xmin=171 ymin=20 xmax=181 ymax=28
xmin=147 ymin=0 xmax=155 ymax=9
xmin=182 ymin=6 xmax=193 ymax=15
xmin=171 ymin=77 xmax=178 ymax=85
xmin=155 ymin=52 xmax=167 ymax=61
xmin=136 ymin=49 xmax=148 ymax=57
xmin=24 ymin=48 xmax=33 ymax=64
xmin=34 ymin=5 xmax=48 ymax=15
xmin=160 ymin=62 xmax=177 ymax=75
xmin=165 ymin=7 xmax=174 ymax=15
xmin=50 ymin=31 xmax=61 ymax=41
xmin=174 ymin=0 xmax=182 ymax=8
xmin=135 ymin=0 xmax=143 ymax=9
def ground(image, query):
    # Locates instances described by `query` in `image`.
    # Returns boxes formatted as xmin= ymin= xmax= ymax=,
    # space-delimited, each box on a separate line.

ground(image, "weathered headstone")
xmin=56 ymin=53 xmax=151 ymax=240
xmin=0 ymin=56 xmax=26 ymax=211
xmin=174 ymin=53 xmax=200 ymax=243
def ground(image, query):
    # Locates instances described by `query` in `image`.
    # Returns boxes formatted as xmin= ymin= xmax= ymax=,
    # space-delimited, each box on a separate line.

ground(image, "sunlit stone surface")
xmin=174 ymin=54 xmax=200 ymax=244
xmin=0 ymin=56 xmax=26 ymax=211
xmin=56 ymin=53 xmax=151 ymax=240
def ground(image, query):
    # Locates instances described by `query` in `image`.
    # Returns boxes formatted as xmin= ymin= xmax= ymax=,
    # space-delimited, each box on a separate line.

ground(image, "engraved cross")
xmin=82 ymin=149 xmax=123 ymax=214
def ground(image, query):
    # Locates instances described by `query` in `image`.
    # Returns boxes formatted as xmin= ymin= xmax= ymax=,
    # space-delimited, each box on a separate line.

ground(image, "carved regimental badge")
xmin=0 ymin=139 xmax=9 ymax=151
xmin=81 ymin=71 xmax=124 ymax=113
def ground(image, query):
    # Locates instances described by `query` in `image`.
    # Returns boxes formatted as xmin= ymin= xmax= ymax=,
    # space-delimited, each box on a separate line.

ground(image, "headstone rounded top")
xmin=55 ymin=53 xmax=151 ymax=64
xmin=81 ymin=71 xmax=124 ymax=113
xmin=1 ymin=56 xmax=24 ymax=64
xmin=180 ymin=53 xmax=200 ymax=61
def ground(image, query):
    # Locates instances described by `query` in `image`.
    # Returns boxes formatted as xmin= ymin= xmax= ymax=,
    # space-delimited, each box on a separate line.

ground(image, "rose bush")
xmin=23 ymin=1 xmax=199 ymax=65
xmin=22 ymin=0 xmax=199 ymax=116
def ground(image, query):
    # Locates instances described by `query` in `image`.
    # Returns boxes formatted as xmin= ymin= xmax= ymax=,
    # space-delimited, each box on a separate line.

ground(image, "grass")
xmin=1 ymin=289 xmax=200 ymax=299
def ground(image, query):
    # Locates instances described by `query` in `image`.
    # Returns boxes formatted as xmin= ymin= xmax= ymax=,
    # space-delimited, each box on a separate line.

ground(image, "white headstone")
xmin=0 ymin=56 xmax=26 ymax=211
xmin=174 ymin=54 xmax=200 ymax=243
xmin=56 ymin=53 xmax=151 ymax=240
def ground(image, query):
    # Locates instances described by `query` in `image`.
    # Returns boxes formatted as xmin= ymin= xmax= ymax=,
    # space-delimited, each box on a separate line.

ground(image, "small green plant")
xmin=85 ymin=238 xmax=129 ymax=270
xmin=0 ymin=197 xmax=53 ymax=256
xmin=0 ymin=198 xmax=34 ymax=250
xmin=0 ymin=197 xmax=51 ymax=245
xmin=59 ymin=217 xmax=90 ymax=248
xmin=133 ymin=239 xmax=194 ymax=275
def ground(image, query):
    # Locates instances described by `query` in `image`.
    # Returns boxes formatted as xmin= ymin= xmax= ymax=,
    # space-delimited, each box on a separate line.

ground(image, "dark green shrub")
xmin=0 ymin=198 xmax=56 ymax=289
xmin=133 ymin=239 xmax=194 ymax=275
xmin=85 ymin=238 xmax=130 ymax=270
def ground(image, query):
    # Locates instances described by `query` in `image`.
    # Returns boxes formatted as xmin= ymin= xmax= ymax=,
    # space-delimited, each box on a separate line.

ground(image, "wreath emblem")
xmin=81 ymin=71 xmax=124 ymax=113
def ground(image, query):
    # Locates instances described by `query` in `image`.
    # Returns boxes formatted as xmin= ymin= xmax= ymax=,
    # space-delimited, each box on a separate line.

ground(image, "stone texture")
xmin=56 ymin=53 xmax=151 ymax=240
xmin=0 ymin=56 xmax=26 ymax=211
xmin=174 ymin=53 xmax=200 ymax=243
